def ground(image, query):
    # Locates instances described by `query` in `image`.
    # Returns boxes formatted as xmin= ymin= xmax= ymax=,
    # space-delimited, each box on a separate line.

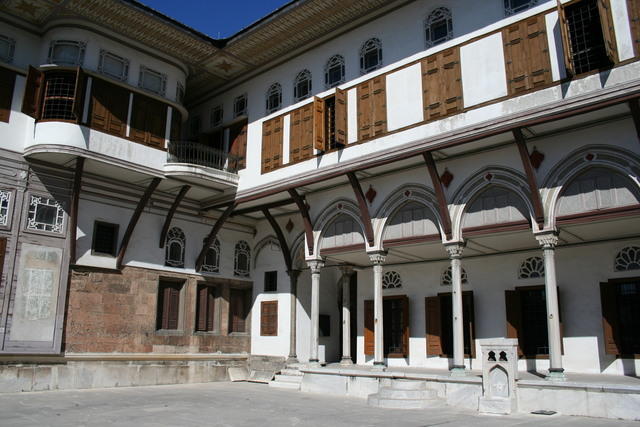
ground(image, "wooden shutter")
xmin=421 ymin=47 xmax=463 ymax=121
xmin=425 ymin=296 xmax=443 ymax=356
xmin=229 ymin=288 xmax=248 ymax=333
xmin=90 ymin=78 xmax=128 ymax=138
xmin=130 ymin=95 xmax=148 ymax=143
xmin=505 ymin=289 xmax=524 ymax=356
xmin=289 ymin=109 xmax=301 ymax=163
xmin=21 ymin=65 xmax=44 ymax=119
xmin=197 ymin=286 xmax=208 ymax=331
xmin=229 ymin=122 xmax=248 ymax=170
xmin=207 ymin=288 xmax=215 ymax=331
xmin=260 ymin=300 xmax=278 ymax=336
xmin=462 ymin=291 xmax=476 ymax=358
xmin=313 ymin=96 xmax=325 ymax=151
xmin=0 ymin=68 xmax=15 ymax=123
xmin=262 ymin=116 xmax=283 ymax=173
xmin=0 ymin=238 xmax=6 ymax=286
xmin=372 ymin=76 xmax=387 ymax=136
xmin=170 ymin=109 xmax=182 ymax=141
xmin=556 ymin=0 xmax=575 ymax=76
xmin=357 ymin=80 xmax=373 ymax=140
xmin=300 ymin=104 xmax=314 ymax=160
xmin=600 ymin=282 xmax=620 ymax=355
xmin=334 ymin=88 xmax=347 ymax=146
xmin=629 ymin=0 xmax=640 ymax=57
xmin=364 ymin=299 xmax=374 ymax=355
xmin=598 ymin=0 xmax=619 ymax=63
xmin=400 ymin=295 xmax=410 ymax=358
xmin=72 ymin=67 xmax=86 ymax=122
xmin=261 ymin=118 xmax=274 ymax=173
xmin=503 ymin=15 xmax=552 ymax=95
xmin=147 ymin=98 xmax=167 ymax=149
xmin=272 ymin=116 xmax=283 ymax=169
xmin=90 ymin=79 xmax=108 ymax=132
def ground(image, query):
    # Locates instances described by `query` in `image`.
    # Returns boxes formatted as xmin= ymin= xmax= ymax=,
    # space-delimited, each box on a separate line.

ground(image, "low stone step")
xmin=280 ymin=368 xmax=303 ymax=376
xmin=269 ymin=380 xmax=301 ymax=390
xmin=273 ymin=374 xmax=302 ymax=383
xmin=387 ymin=379 xmax=427 ymax=390
xmin=367 ymin=395 xmax=444 ymax=409
xmin=376 ymin=387 xmax=437 ymax=400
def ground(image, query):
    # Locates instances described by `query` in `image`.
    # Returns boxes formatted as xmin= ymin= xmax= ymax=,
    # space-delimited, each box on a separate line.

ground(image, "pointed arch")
xmin=290 ymin=231 xmax=306 ymax=269
xmin=313 ymin=198 xmax=368 ymax=256
xmin=254 ymin=235 xmax=282 ymax=267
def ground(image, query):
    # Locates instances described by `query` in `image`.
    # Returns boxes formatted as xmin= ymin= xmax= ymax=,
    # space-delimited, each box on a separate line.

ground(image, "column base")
xmin=340 ymin=357 xmax=353 ymax=365
xmin=308 ymin=359 xmax=320 ymax=368
xmin=372 ymin=361 xmax=386 ymax=371
xmin=450 ymin=365 xmax=467 ymax=377
xmin=286 ymin=356 xmax=299 ymax=365
xmin=546 ymin=368 xmax=566 ymax=382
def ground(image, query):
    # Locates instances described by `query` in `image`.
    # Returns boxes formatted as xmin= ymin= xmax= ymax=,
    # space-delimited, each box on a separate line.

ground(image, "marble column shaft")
xmin=308 ymin=260 xmax=324 ymax=365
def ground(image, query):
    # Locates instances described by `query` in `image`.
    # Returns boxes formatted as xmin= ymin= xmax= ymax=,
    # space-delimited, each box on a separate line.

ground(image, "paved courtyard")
xmin=0 ymin=382 xmax=636 ymax=427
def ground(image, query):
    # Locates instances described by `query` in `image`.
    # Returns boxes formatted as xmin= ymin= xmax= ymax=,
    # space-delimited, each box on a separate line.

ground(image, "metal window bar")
xmin=566 ymin=0 xmax=610 ymax=75
xmin=41 ymin=72 xmax=76 ymax=121
xmin=167 ymin=141 xmax=241 ymax=173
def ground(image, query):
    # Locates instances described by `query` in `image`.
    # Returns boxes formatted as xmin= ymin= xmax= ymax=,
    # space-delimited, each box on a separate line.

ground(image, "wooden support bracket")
xmin=159 ymin=185 xmax=191 ymax=248
xmin=423 ymin=152 xmax=453 ymax=240
xmin=513 ymin=128 xmax=545 ymax=227
xmin=288 ymin=188 xmax=314 ymax=256
xmin=195 ymin=202 xmax=236 ymax=271
xmin=346 ymin=172 xmax=375 ymax=247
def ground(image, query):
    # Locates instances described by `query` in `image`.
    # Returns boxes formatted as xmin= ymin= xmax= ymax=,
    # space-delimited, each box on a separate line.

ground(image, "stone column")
xmin=287 ymin=269 xmax=301 ymax=364
xmin=369 ymin=251 xmax=387 ymax=369
xmin=308 ymin=260 xmax=324 ymax=366
xmin=535 ymin=232 xmax=565 ymax=381
xmin=339 ymin=265 xmax=355 ymax=365
xmin=445 ymin=242 xmax=466 ymax=376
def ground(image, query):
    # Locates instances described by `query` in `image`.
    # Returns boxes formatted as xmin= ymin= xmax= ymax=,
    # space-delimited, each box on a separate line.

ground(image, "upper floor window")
xmin=165 ymin=227 xmax=185 ymax=268
xmin=293 ymin=70 xmax=312 ymax=102
xmin=0 ymin=35 xmax=15 ymax=64
xmin=48 ymin=40 xmax=85 ymax=66
xmin=0 ymin=189 xmax=11 ymax=226
xmin=325 ymin=55 xmax=345 ymax=89
xmin=425 ymin=7 xmax=453 ymax=48
xmin=210 ymin=105 xmax=223 ymax=127
xmin=234 ymin=240 xmax=251 ymax=277
xmin=614 ymin=246 xmax=640 ymax=272
xmin=176 ymin=81 xmax=185 ymax=104
xmin=504 ymin=0 xmax=539 ymax=16
xmin=518 ymin=257 xmax=545 ymax=279
xmin=382 ymin=271 xmax=402 ymax=289
xmin=265 ymin=83 xmax=282 ymax=114
xmin=98 ymin=50 xmax=129 ymax=82
xmin=26 ymin=194 xmax=64 ymax=234
xmin=360 ymin=38 xmax=382 ymax=74
xmin=201 ymin=237 xmax=221 ymax=273
xmin=234 ymin=93 xmax=247 ymax=117
xmin=138 ymin=65 xmax=166 ymax=96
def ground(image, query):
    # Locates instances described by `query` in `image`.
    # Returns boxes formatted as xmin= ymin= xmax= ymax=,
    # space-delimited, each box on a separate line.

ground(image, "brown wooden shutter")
xmin=262 ymin=118 xmax=273 ymax=173
xmin=421 ymin=47 xmax=463 ymax=121
xmin=401 ymin=295 xmax=410 ymax=358
xmin=313 ymin=96 xmax=325 ymax=151
xmin=21 ymin=65 xmax=44 ymax=119
xmin=300 ymin=104 xmax=314 ymax=160
xmin=229 ymin=122 xmax=248 ymax=170
xmin=0 ymin=238 xmax=6 ymax=286
xmin=598 ymin=0 xmax=619 ymax=63
xmin=357 ymin=80 xmax=372 ymax=140
xmin=72 ymin=67 xmax=86 ymax=123
xmin=160 ymin=285 xmax=171 ymax=329
xmin=334 ymin=88 xmax=347 ymax=146
xmin=207 ymin=288 xmax=215 ymax=331
xmin=0 ymin=68 xmax=15 ymax=123
xmin=629 ymin=0 xmax=640 ymax=57
xmin=556 ymin=0 xmax=575 ymax=76
xmin=197 ymin=286 xmax=208 ymax=331
xmin=599 ymin=281 xmax=621 ymax=355
xmin=505 ymin=290 xmax=524 ymax=357
xmin=273 ymin=116 xmax=283 ymax=169
xmin=90 ymin=79 xmax=108 ymax=132
xmin=425 ymin=296 xmax=443 ymax=356
xmin=167 ymin=285 xmax=180 ymax=330
xmin=147 ymin=98 xmax=167 ymax=149
xmin=364 ymin=299 xmax=374 ymax=356
xmin=90 ymin=78 xmax=129 ymax=138
xmin=289 ymin=109 xmax=301 ymax=163
xmin=130 ymin=95 xmax=147 ymax=143
xmin=463 ymin=291 xmax=476 ymax=358
xmin=260 ymin=300 xmax=278 ymax=336
xmin=372 ymin=76 xmax=387 ymax=136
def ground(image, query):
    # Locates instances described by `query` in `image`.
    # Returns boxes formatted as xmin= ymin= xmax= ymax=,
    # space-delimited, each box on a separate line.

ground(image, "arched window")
xmin=382 ymin=271 xmax=402 ymax=289
xmin=325 ymin=55 xmax=345 ymax=89
xmin=234 ymin=240 xmax=251 ymax=277
xmin=265 ymin=83 xmax=282 ymax=114
xmin=504 ymin=0 xmax=539 ymax=16
xmin=293 ymin=70 xmax=312 ymax=102
xmin=201 ymin=238 xmax=220 ymax=273
xmin=441 ymin=266 xmax=468 ymax=286
xmin=165 ymin=227 xmax=185 ymax=268
xmin=425 ymin=7 xmax=453 ymax=48
xmin=519 ymin=256 xmax=545 ymax=279
xmin=360 ymin=38 xmax=382 ymax=74
xmin=614 ymin=246 xmax=640 ymax=271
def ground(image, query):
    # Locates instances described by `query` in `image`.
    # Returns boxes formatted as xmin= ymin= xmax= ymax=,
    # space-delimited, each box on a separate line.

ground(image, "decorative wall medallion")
xmin=518 ymin=256 xmax=545 ymax=279
xmin=365 ymin=185 xmax=377 ymax=204
xmin=484 ymin=173 xmax=493 ymax=181
xmin=441 ymin=169 xmax=453 ymax=187
xmin=382 ymin=271 xmax=402 ymax=289
xmin=404 ymin=190 xmax=411 ymax=197
xmin=441 ymin=265 xmax=468 ymax=286
xmin=530 ymin=147 xmax=544 ymax=169
xmin=285 ymin=219 xmax=294 ymax=233
xmin=585 ymin=153 xmax=595 ymax=161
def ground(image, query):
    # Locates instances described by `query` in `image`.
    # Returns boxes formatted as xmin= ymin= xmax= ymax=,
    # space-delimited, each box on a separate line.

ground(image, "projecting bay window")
xmin=600 ymin=278 xmax=640 ymax=356
xmin=22 ymin=67 xmax=86 ymax=123
xmin=425 ymin=292 xmax=476 ymax=358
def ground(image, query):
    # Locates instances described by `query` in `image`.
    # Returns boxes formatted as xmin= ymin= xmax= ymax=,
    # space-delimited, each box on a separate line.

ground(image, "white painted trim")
xmin=347 ymin=88 xmax=358 ymax=144
xmin=283 ymin=114 xmax=291 ymax=164
xmin=82 ymin=77 xmax=92 ymax=124
xmin=611 ymin=0 xmax=635 ymax=62
xmin=165 ymin=106 xmax=172 ymax=148
xmin=125 ymin=92 xmax=133 ymax=137
xmin=545 ymin=11 xmax=566 ymax=82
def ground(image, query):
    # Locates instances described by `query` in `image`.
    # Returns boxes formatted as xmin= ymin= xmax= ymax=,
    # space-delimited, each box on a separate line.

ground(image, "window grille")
xmin=165 ymin=227 xmax=185 ymax=268
xmin=425 ymin=8 xmax=453 ymax=47
xmin=98 ymin=50 xmax=129 ymax=81
xmin=324 ymin=55 xmax=345 ymax=89
xmin=382 ymin=271 xmax=402 ymax=289
xmin=41 ymin=71 xmax=76 ymax=121
xmin=614 ymin=246 xmax=640 ymax=271
xmin=265 ymin=83 xmax=282 ymax=114
xmin=210 ymin=105 xmax=223 ymax=127
xmin=201 ymin=238 xmax=220 ymax=273
xmin=48 ymin=40 xmax=85 ymax=66
xmin=504 ymin=0 xmax=539 ymax=16
xmin=565 ymin=0 xmax=610 ymax=74
xmin=441 ymin=265 xmax=468 ymax=286
xmin=360 ymin=38 xmax=382 ymax=74
xmin=138 ymin=65 xmax=166 ymax=96
xmin=264 ymin=271 xmax=278 ymax=292
xmin=92 ymin=221 xmax=118 ymax=256
xmin=0 ymin=190 xmax=10 ymax=226
xmin=518 ymin=256 xmax=545 ymax=279
xmin=26 ymin=195 xmax=64 ymax=234
xmin=0 ymin=35 xmax=16 ymax=64
xmin=234 ymin=240 xmax=251 ymax=277
xmin=293 ymin=70 xmax=312 ymax=102
xmin=234 ymin=94 xmax=247 ymax=117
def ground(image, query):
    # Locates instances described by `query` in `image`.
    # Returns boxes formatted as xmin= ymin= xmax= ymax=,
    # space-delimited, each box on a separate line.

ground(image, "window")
xmin=210 ymin=105 xmax=223 ymax=128
xmin=425 ymin=7 xmax=453 ymax=48
xmin=518 ymin=257 xmax=545 ymax=279
xmin=41 ymin=71 xmax=78 ymax=121
xmin=321 ymin=91 xmax=348 ymax=151
xmin=382 ymin=271 xmax=402 ymax=289
xmin=324 ymin=55 xmax=345 ymax=89
xmin=441 ymin=265 xmax=468 ymax=286
xmin=293 ymin=70 xmax=312 ymax=102
xmin=98 ymin=50 xmax=129 ymax=81
xmin=26 ymin=194 xmax=64 ymax=234
xmin=264 ymin=271 xmax=277 ymax=292
xmin=260 ymin=300 xmax=278 ymax=336
xmin=48 ymin=40 xmax=85 ymax=66
xmin=504 ymin=0 xmax=539 ymax=16
xmin=234 ymin=240 xmax=251 ymax=277
xmin=229 ymin=288 xmax=251 ymax=333
xmin=614 ymin=246 xmax=640 ymax=271
xmin=426 ymin=292 xmax=475 ymax=357
xmin=196 ymin=284 xmax=216 ymax=332
xmin=0 ymin=189 xmax=10 ymax=226
xmin=360 ymin=38 xmax=382 ymax=74
xmin=130 ymin=94 xmax=167 ymax=149
xmin=165 ymin=227 xmax=185 ymax=268
xmin=365 ymin=295 xmax=410 ymax=357
xmin=0 ymin=35 xmax=16 ymax=64
xmin=157 ymin=280 xmax=182 ymax=330
xmin=265 ymin=83 xmax=282 ymax=114
xmin=91 ymin=221 xmax=118 ymax=256
xmin=233 ymin=94 xmax=247 ymax=117
xmin=90 ymin=76 xmax=129 ymax=138
xmin=201 ymin=238 xmax=220 ymax=273
xmin=600 ymin=279 xmax=640 ymax=355
xmin=138 ymin=65 xmax=167 ymax=96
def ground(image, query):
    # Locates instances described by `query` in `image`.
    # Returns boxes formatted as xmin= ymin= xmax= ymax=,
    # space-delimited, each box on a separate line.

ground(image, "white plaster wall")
xmin=460 ymin=32 xmax=508 ymax=108
xmin=0 ymin=76 xmax=34 ymax=154
xmin=0 ymin=22 xmax=41 ymax=70
xmin=386 ymin=63 xmax=423 ymax=131
xmin=611 ymin=0 xmax=635 ymax=62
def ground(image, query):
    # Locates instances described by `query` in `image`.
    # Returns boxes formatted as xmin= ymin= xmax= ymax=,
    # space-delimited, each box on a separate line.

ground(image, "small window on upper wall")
xmin=210 ymin=105 xmax=223 ymax=127
xmin=264 ymin=271 xmax=277 ymax=292
xmin=176 ymin=82 xmax=185 ymax=104
xmin=138 ymin=65 xmax=167 ymax=96
xmin=234 ymin=240 xmax=251 ymax=277
xmin=325 ymin=55 xmax=345 ymax=89
xmin=48 ymin=40 xmax=85 ymax=66
xmin=0 ymin=35 xmax=16 ymax=64
xmin=425 ymin=7 xmax=453 ymax=48
xmin=201 ymin=237 xmax=220 ymax=273
xmin=234 ymin=94 xmax=247 ymax=117
xmin=293 ymin=70 xmax=312 ymax=102
xmin=360 ymin=38 xmax=382 ymax=74
xmin=504 ymin=0 xmax=539 ymax=16
xmin=91 ymin=221 xmax=118 ymax=256
xmin=165 ymin=227 xmax=185 ymax=268
xmin=265 ymin=83 xmax=282 ymax=114
xmin=98 ymin=50 xmax=129 ymax=81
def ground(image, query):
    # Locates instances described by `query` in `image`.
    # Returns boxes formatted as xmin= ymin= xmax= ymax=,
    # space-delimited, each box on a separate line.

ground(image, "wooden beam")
xmin=116 ymin=178 xmax=161 ymax=269
xmin=232 ymin=198 xmax=295 ymax=217
xmin=262 ymin=208 xmax=293 ymax=272
xmin=288 ymin=188 xmax=314 ymax=256
xmin=630 ymin=99 xmax=640 ymax=145
xmin=159 ymin=185 xmax=191 ymax=248
xmin=69 ymin=157 xmax=84 ymax=264
xmin=195 ymin=203 xmax=236 ymax=271
xmin=202 ymin=200 xmax=235 ymax=212
xmin=423 ymin=152 xmax=452 ymax=240
xmin=513 ymin=128 xmax=545 ymax=227
xmin=346 ymin=172 xmax=375 ymax=247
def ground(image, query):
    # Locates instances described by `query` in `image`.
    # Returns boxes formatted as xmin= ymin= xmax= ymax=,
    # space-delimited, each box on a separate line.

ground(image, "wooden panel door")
xmin=425 ymin=296 xmax=442 ymax=356
xmin=364 ymin=299 xmax=374 ymax=355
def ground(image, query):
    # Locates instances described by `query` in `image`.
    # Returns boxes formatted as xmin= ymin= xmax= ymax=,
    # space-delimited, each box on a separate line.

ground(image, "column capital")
xmin=368 ymin=251 xmax=388 ymax=265
xmin=444 ymin=242 xmax=465 ymax=259
xmin=535 ymin=231 xmax=559 ymax=249
xmin=339 ymin=265 xmax=355 ymax=276
xmin=307 ymin=260 xmax=325 ymax=273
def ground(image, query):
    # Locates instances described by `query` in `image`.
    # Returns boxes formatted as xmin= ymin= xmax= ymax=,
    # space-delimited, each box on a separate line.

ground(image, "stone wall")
xmin=64 ymin=266 xmax=251 ymax=354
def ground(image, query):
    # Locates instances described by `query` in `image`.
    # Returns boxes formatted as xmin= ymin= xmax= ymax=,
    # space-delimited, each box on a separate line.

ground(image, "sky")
xmin=138 ymin=0 xmax=292 ymax=39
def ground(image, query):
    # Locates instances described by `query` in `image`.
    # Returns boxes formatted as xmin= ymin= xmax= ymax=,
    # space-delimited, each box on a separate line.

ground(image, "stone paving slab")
xmin=0 ymin=382 xmax=637 ymax=427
